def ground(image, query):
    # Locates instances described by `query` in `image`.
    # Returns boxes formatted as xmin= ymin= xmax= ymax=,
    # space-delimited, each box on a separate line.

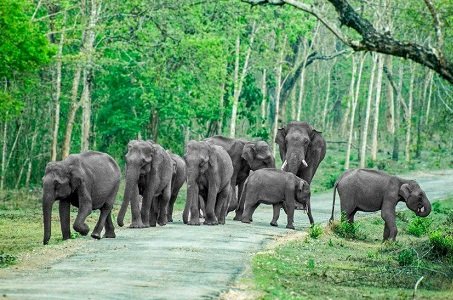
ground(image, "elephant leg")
xmin=285 ymin=201 xmax=296 ymax=229
xmin=103 ymin=211 xmax=116 ymax=238
xmin=188 ymin=194 xmax=200 ymax=226
xmin=383 ymin=222 xmax=390 ymax=241
xmin=204 ymin=185 xmax=219 ymax=225
xmin=91 ymin=203 xmax=112 ymax=239
xmin=59 ymin=200 xmax=71 ymax=240
xmin=167 ymin=192 xmax=177 ymax=223
xmin=381 ymin=203 xmax=397 ymax=241
xmin=242 ymin=201 xmax=258 ymax=224
xmin=141 ymin=179 xmax=159 ymax=227
xmin=270 ymin=204 xmax=281 ymax=227
xmin=216 ymin=187 xmax=230 ymax=225
xmin=73 ymin=202 xmax=92 ymax=236
xmin=233 ymin=185 xmax=247 ymax=221
xmin=158 ymin=184 xmax=172 ymax=226
xmin=149 ymin=197 xmax=158 ymax=227
xmin=199 ymin=196 xmax=206 ymax=218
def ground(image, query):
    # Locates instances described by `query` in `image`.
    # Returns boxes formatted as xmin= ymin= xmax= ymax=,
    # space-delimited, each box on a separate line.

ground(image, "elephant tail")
xmin=330 ymin=181 xmax=339 ymax=223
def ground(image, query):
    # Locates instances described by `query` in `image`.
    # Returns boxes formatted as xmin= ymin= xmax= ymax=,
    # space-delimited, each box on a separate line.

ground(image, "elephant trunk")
xmin=117 ymin=166 xmax=140 ymax=227
xmin=42 ymin=191 xmax=54 ymax=245
xmin=184 ymin=171 xmax=200 ymax=223
xmin=286 ymin=149 xmax=307 ymax=175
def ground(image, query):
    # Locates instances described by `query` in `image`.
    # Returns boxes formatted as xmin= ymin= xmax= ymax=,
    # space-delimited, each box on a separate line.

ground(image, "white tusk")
xmin=302 ymin=160 xmax=308 ymax=167
xmin=420 ymin=207 xmax=425 ymax=213
xmin=281 ymin=160 xmax=287 ymax=170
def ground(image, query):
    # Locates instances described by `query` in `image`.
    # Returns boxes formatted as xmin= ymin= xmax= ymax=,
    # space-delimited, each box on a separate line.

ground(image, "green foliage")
xmin=429 ymin=230 xmax=453 ymax=257
xmin=331 ymin=212 xmax=366 ymax=240
xmin=0 ymin=0 xmax=53 ymax=78
xmin=309 ymin=224 xmax=323 ymax=239
xmin=252 ymin=197 xmax=453 ymax=299
xmin=0 ymin=252 xmax=17 ymax=267
xmin=396 ymin=248 xmax=417 ymax=266
xmin=406 ymin=216 xmax=432 ymax=237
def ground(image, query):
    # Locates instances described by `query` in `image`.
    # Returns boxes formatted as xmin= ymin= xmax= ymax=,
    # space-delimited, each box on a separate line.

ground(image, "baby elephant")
xmin=330 ymin=169 xmax=432 ymax=241
xmin=241 ymin=169 xmax=310 ymax=229
xmin=42 ymin=151 xmax=121 ymax=245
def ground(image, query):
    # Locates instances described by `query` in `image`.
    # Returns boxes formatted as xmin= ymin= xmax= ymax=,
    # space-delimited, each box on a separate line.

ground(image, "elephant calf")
xmin=330 ymin=168 xmax=432 ymax=241
xmin=240 ymin=169 xmax=310 ymax=229
xmin=42 ymin=151 xmax=120 ymax=245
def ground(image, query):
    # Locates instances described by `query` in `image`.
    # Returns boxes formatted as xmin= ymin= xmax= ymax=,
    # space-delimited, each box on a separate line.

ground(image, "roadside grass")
xmin=252 ymin=197 xmax=453 ymax=299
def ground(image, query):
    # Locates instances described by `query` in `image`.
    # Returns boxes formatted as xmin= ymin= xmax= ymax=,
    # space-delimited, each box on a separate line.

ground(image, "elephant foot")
xmin=203 ymin=219 xmax=218 ymax=225
xmin=129 ymin=221 xmax=146 ymax=228
xmin=158 ymin=216 xmax=167 ymax=226
xmin=233 ymin=214 xmax=242 ymax=221
xmin=270 ymin=221 xmax=278 ymax=227
xmin=241 ymin=218 xmax=251 ymax=224
xmin=74 ymin=223 xmax=89 ymax=236
xmin=286 ymin=224 xmax=295 ymax=230
xmin=188 ymin=220 xmax=200 ymax=226
xmin=91 ymin=232 xmax=101 ymax=240
xmin=103 ymin=232 xmax=116 ymax=238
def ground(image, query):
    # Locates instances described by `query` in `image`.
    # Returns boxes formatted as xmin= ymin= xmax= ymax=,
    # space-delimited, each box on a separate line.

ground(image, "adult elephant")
xmin=42 ymin=151 xmax=120 ymax=245
xmin=167 ymin=151 xmax=186 ymax=222
xmin=183 ymin=141 xmax=233 ymax=225
xmin=205 ymin=136 xmax=275 ymax=219
xmin=117 ymin=140 xmax=173 ymax=228
xmin=275 ymin=121 xmax=326 ymax=224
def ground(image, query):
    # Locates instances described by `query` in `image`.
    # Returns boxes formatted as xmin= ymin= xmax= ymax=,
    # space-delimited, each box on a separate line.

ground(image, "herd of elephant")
xmin=42 ymin=121 xmax=432 ymax=245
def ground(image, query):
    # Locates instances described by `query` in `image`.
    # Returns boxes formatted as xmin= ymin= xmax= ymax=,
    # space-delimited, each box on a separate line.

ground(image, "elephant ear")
xmin=68 ymin=156 xmax=84 ymax=191
xmin=275 ymin=127 xmax=287 ymax=161
xmin=399 ymin=183 xmax=412 ymax=201
xmin=309 ymin=127 xmax=323 ymax=142
xmin=170 ymin=157 xmax=177 ymax=175
xmin=241 ymin=143 xmax=255 ymax=166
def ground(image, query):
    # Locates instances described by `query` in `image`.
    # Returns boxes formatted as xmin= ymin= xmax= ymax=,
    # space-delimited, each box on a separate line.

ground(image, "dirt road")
xmin=1 ymin=170 xmax=452 ymax=299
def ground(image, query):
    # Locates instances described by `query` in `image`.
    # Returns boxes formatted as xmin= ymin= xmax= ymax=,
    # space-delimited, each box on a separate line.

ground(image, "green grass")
xmin=251 ymin=197 xmax=453 ymax=299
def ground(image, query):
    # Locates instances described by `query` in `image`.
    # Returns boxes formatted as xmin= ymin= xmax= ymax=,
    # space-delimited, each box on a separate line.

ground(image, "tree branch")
xmin=241 ymin=0 xmax=453 ymax=84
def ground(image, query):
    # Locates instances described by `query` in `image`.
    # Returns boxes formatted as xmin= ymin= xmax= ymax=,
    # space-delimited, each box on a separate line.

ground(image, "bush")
xmin=396 ymin=248 xmax=417 ymax=266
xmin=330 ymin=213 xmax=366 ymax=240
xmin=429 ymin=230 xmax=453 ymax=257
xmin=0 ymin=252 xmax=17 ymax=267
xmin=309 ymin=224 xmax=323 ymax=239
xmin=406 ymin=216 xmax=432 ymax=237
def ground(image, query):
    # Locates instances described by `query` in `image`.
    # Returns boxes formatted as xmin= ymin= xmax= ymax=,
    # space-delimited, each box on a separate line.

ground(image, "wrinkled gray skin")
xmin=42 ymin=151 xmax=120 ymax=245
xmin=117 ymin=140 xmax=173 ymax=228
xmin=167 ymin=152 xmax=187 ymax=222
xmin=331 ymin=169 xmax=432 ymax=241
xmin=183 ymin=141 xmax=233 ymax=225
xmin=275 ymin=121 xmax=326 ymax=225
xmin=241 ymin=169 xmax=310 ymax=229
xmin=204 ymin=136 xmax=275 ymax=219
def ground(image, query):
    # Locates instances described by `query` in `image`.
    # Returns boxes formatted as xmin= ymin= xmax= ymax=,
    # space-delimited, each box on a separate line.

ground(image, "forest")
xmin=0 ymin=0 xmax=452 ymax=191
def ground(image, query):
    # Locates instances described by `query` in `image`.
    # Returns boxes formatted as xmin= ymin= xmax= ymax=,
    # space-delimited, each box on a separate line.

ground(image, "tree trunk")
xmin=296 ymin=40 xmax=310 ymax=121
xmin=260 ymin=69 xmax=267 ymax=122
xmin=25 ymin=127 xmax=38 ymax=190
xmin=51 ymin=13 xmax=66 ymax=161
xmin=322 ymin=64 xmax=332 ymax=129
xmin=80 ymin=68 xmax=91 ymax=152
xmin=0 ymin=118 xmax=7 ymax=191
xmin=405 ymin=64 xmax=416 ymax=162
xmin=425 ymin=71 xmax=434 ymax=126
xmin=345 ymin=54 xmax=365 ymax=169
xmin=272 ymin=35 xmax=287 ymax=157
xmin=218 ymin=79 xmax=225 ymax=134
xmin=230 ymin=21 xmax=256 ymax=138
xmin=392 ymin=64 xmax=404 ymax=161
xmin=385 ymin=56 xmax=395 ymax=134
xmin=62 ymin=66 xmax=82 ymax=158
xmin=359 ymin=54 xmax=378 ymax=168
xmin=370 ymin=54 xmax=384 ymax=161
